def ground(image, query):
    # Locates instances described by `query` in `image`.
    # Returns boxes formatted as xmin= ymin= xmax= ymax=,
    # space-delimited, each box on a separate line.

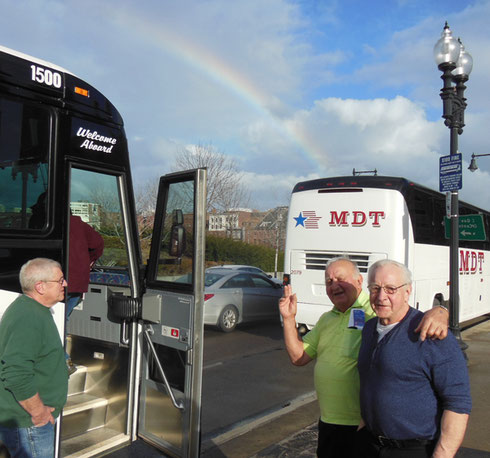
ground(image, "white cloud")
xmin=238 ymin=93 xmax=490 ymax=211
xmin=2 ymin=0 xmax=490 ymax=214
xmin=286 ymin=96 xmax=440 ymax=168
xmin=242 ymin=171 xmax=320 ymax=210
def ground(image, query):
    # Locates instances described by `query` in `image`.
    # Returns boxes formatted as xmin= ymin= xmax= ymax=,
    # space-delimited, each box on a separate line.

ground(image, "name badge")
xmin=348 ymin=309 xmax=365 ymax=330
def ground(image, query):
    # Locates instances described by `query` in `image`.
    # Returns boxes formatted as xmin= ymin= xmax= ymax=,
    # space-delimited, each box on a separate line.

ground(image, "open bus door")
xmin=137 ymin=168 xmax=206 ymax=457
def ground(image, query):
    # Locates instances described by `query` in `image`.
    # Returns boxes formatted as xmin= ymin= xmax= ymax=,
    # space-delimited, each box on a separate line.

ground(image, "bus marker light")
xmin=75 ymin=86 xmax=89 ymax=97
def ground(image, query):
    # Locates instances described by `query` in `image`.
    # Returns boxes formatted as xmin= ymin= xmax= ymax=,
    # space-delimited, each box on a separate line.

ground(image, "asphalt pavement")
xmin=110 ymin=316 xmax=490 ymax=457
xmin=202 ymin=316 xmax=490 ymax=458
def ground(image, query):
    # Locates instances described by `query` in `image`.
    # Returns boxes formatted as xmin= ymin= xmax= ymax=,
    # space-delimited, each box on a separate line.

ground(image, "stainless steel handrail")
xmin=143 ymin=327 xmax=184 ymax=411
xmin=121 ymin=320 xmax=130 ymax=345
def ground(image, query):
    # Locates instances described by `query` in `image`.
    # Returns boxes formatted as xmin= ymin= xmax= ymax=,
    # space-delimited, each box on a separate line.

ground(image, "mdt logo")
xmin=329 ymin=211 xmax=385 ymax=227
xmin=460 ymin=250 xmax=484 ymax=275
xmin=294 ymin=211 xmax=322 ymax=229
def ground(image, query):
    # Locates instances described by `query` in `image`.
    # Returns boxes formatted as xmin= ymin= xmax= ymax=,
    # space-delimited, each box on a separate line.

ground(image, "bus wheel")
xmin=218 ymin=306 xmax=238 ymax=332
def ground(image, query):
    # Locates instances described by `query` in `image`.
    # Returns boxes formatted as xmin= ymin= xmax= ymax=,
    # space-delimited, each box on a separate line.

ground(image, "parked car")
xmin=206 ymin=265 xmax=282 ymax=285
xmin=204 ymin=269 xmax=283 ymax=332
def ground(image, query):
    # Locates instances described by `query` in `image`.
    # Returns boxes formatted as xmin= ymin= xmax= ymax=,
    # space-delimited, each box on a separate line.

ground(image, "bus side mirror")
xmin=168 ymin=209 xmax=186 ymax=258
xmin=169 ymin=225 xmax=186 ymax=257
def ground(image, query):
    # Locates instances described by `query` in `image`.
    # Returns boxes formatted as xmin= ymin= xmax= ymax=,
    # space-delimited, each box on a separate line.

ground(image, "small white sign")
xmin=446 ymin=192 xmax=451 ymax=218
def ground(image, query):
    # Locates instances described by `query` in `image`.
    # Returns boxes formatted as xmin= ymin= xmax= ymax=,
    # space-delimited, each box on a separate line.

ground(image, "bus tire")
xmin=218 ymin=305 xmax=238 ymax=332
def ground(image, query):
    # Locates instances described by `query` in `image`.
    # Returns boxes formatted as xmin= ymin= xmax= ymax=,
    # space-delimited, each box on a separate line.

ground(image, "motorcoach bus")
xmin=283 ymin=175 xmax=490 ymax=332
xmin=0 ymin=45 xmax=206 ymax=457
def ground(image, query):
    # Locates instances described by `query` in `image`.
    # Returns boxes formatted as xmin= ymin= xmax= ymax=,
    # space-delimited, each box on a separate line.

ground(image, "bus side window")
xmin=0 ymin=97 xmax=50 ymax=231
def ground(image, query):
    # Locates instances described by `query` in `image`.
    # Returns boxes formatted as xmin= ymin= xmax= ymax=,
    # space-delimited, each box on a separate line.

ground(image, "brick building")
xmin=243 ymin=206 xmax=288 ymax=249
xmin=208 ymin=208 xmax=264 ymax=241
xmin=207 ymin=206 xmax=288 ymax=250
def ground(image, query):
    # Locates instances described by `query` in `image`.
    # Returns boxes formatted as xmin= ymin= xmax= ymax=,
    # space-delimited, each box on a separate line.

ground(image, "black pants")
xmin=355 ymin=427 xmax=436 ymax=458
xmin=317 ymin=420 xmax=358 ymax=458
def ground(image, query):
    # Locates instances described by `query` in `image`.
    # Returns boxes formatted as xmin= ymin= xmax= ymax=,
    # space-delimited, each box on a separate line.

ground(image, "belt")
xmin=371 ymin=433 xmax=434 ymax=449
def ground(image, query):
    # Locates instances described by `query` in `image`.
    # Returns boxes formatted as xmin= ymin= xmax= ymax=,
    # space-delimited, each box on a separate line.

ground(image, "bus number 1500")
xmin=30 ymin=65 xmax=62 ymax=88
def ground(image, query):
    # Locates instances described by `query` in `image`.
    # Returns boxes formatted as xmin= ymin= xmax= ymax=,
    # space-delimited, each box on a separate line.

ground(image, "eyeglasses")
xmin=44 ymin=277 xmax=65 ymax=286
xmin=368 ymin=283 xmax=407 ymax=295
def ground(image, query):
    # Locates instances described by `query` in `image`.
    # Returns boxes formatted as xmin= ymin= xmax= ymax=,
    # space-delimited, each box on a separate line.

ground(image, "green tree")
xmin=205 ymin=235 xmax=283 ymax=272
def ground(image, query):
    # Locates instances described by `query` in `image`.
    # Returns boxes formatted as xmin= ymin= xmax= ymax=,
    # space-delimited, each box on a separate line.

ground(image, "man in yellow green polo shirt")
xmin=279 ymin=257 xmax=449 ymax=457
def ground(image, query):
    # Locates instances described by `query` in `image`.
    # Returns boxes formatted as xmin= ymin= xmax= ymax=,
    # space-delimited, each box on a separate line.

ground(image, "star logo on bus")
xmin=294 ymin=211 xmax=321 ymax=229
xmin=294 ymin=212 xmax=307 ymax=227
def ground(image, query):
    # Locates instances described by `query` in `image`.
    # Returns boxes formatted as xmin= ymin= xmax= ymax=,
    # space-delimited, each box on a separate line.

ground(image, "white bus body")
xmin=284 ymin=176 xmax=490 ymax=331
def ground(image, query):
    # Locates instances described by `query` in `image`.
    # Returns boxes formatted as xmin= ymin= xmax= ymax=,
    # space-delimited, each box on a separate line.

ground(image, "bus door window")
xmin=67 ymin=168 xmax=131 ymax=344
xmin=0 ymin=97 xmax=50 ymax=230
xmin=154 ymin=180 xmax=194 ymax=284
xmin=70 ymin=168 xmax=129 ymax=274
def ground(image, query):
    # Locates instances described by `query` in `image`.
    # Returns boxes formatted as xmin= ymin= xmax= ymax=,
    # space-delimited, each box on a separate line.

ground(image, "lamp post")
xmin=468 ymin=153 xmax=490 ymax=172
xmin=274 ymin=213 xmax=283 ymax=279
xmin=434 ymin=23 xmax=473 ymax=344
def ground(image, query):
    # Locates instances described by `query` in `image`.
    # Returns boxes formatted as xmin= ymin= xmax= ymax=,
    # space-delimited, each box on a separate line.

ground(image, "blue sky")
xmin=1 ymin=0 xmax=489 ymax=210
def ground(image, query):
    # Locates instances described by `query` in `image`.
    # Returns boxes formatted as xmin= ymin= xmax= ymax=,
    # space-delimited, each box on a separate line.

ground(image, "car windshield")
xmin=205 ymin=272 xmax=225 ymax=287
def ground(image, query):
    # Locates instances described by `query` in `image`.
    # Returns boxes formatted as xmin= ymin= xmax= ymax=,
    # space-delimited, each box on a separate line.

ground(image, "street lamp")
xmin=468 ymin=153 xmax=490 ymax=172
xmin=434 ymin=22 xmax=473 ymax=344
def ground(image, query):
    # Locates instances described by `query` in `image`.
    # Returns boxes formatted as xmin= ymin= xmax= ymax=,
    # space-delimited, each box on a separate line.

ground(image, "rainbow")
xmin=119 ymin=10 xmax=322 ymax=166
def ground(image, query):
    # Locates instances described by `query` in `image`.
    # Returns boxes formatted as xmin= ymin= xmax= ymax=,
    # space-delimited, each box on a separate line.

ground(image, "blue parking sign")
xmin=439 ymin=154 xmax=462 ymax=192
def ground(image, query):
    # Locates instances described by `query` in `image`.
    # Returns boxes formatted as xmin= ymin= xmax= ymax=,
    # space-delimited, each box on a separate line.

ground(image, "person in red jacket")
xmin=66 ymin=214 xmax=104 ymax=373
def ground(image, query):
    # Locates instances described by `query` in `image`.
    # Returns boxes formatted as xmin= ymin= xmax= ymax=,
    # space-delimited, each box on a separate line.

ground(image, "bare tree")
xmin=134 ymin=178 xmax=159 ymax=241
xmin=172 ymin=143 xmax=249 ymax=212
xmin=88 ymin=181 xmax=125 ymax=240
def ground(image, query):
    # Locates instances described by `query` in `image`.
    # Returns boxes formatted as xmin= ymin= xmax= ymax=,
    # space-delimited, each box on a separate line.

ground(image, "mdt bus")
xmin=284 ymin=175 xmax=490 ymax=332
xmin=0 ymin=45 xmax=207 ymax=457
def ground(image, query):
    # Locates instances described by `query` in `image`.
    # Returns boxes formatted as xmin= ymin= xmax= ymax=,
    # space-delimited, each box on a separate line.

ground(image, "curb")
xmin=201 ymin=393 xmax=319 ymax=458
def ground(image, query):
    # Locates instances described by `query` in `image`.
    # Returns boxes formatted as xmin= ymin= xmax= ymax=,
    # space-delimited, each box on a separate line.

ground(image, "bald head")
xmin=325 ymin=258 xmax=363 ymax=312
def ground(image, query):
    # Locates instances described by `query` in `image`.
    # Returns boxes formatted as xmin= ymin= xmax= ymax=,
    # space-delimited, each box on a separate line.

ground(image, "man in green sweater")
xmin=0 ymin=258 xmax=69 ymax=458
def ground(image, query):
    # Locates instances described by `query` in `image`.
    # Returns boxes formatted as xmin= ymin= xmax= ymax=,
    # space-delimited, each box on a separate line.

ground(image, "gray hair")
xmin=367 ymin=259 xmax=412 ymax=285
xmin=325 ymin=256 xmax=361 ymax=277
xmin=19 ymin=258 xmax=62 ymax=293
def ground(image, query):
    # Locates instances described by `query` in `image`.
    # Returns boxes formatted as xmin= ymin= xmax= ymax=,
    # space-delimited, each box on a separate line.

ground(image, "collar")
xmin=331 ymin=290 xmax=369 ymax=314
